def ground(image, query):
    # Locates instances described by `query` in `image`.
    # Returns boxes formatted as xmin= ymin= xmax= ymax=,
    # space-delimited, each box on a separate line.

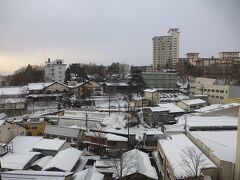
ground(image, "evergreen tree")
xmin=128 ymin=72 xmax=146 ymax=96
xmin=64 ymin=68 xmax=71 ymax=83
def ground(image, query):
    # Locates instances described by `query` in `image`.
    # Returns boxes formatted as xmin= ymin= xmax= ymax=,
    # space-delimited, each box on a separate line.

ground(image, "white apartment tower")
xmin=152 ymin=28 xmax=180 ymax=71
xmin=44 ymin=58 xmax=67 ymax=83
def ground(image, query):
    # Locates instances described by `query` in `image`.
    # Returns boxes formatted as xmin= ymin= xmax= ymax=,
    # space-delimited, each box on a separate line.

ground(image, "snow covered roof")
xmin=27 ymin=82 xmax=52 ymax=90
xmin=42 ymin=147 xmax=83 ymax=171
xmin=0 ymin=86 xmax=26 ymax=96
xmin=190 ymin=131 xmax=237 ymax=162
xmin=106 ymin=133 xmax=128 ymax=142
xmin=1 ymin=170 xmax=73 ymax=180
xmin=0 ymin=112 xmax=6 ymax=120
xmin=144 ymin=88 xmax=158 ymax=93
xmin=0 ymin=119 xmax=6 ymax=127
xmin=158 ymin=103 xmax=185 ymax=113
xmin=31 ymin=156 xmax=53 ymax=169
xmin=176 ymin=115 xmax=238 ymax=129
xmin=44 ymin=125 xmax=80 ymax=138
xmin=105 ymin=82 xmax=129 ymax=86
xmin=120 ymin=149 xmax=158 ymax=179
xmin=181 ymin=98 xmax=206 ymax=106
xmin=0 ymin=152 xmax=41 ymax=170
xmin=145 ymin=129 xmax=164 ymax=135
xmin=148 ymin=106 xmax=168 ymax=112
xmin=73 ymin=168 xmax=104 ymax=180
xmin=195 ymin=103 xmax=240 ymax=113
xmin=8 ymin=136 xmax=43 ymax=153
xmin=159 ymin=134 xmax=216 ymax=179
xmin=33 ymin=138 xmax=66 ymax=151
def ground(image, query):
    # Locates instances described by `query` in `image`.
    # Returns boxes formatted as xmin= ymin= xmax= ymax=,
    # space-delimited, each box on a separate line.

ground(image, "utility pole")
xmin=85 ymin=112 xmax=88 ymax=132
xmin=127 ymin=114 xmax=130 ymax=150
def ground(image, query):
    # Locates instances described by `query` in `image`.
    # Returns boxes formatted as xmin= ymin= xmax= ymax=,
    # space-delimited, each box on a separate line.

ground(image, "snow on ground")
xmin=101 ymin=113 xmax=127 ymax=129
xmin=190 ymin=131 xmax=237 ymax=163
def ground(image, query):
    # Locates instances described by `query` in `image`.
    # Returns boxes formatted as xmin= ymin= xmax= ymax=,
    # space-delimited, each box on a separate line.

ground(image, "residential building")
xmin=70 ymin=80 xmax=104 ymax=98
xmin=190 ymin=77 xmax=240 ymax=104
xmin=32 ymin=138 xmax=70 ymax=156
xmin=152 ymin=28 xmax=180 ymax=70
xmin=142 ymin=72 xmax=177 ymax=89
xmin=143 ymin=107 xmax=176 ymax=127
xmin=44 ymin=58 xmax=67 ymax=83
xmin=176 ymin=99 xmax=207 ymax=112
xmin=0 ymin=120 xmax=26 ymax=143
xmin=17 ymin=120 xmax=50 ymax=136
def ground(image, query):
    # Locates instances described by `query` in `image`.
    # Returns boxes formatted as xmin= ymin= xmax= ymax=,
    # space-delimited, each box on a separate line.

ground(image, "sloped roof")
xmin=181 ymin=99 xmax=206 ymax=106
xmin=72 ymin=168 xmax=104 ymax=180
xmin=42 ymin=147 xmax=83 ymax=172
xmin=44 ymin=125 xmax=80 ymax=138
xmin=121 ymin=149 xmax=158 ymax=179
xmin=33 ymin=138 xmax=66 ymax=151
xmin=31 ymin=156 xmax=53 ymax=169
xmin=0 ymin=152 xmax=41 ymax=170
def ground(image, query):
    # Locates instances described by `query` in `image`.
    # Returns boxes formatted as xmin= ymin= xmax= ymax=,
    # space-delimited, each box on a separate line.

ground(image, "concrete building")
xmin=152 ymin=28 xmax=179 ymax=70
xmin=176 ymin=99 xmax=207 ymax=112
xmin=182 ymin=52 xmax=240 ymax=80
xmin=44 ymin=58 xmax=67 ymax=83
xmin=142 ymin=72 xmax=177 ymax=89
xmin=190 ymin=77 xmax=240 ymax=104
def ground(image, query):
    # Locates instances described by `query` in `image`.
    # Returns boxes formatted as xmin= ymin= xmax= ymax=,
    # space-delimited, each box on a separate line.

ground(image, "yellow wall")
xmin=23 ymin=121 xmax=49 ymax=136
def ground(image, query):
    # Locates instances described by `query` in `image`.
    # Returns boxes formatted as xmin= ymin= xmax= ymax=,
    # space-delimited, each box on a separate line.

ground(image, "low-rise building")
xmin=32 ymin=138 xmax=70 ymax=156
xmin=70 ymin=80 xmax=104 ymax=98
xmin=144 ymin=89 xmax=160 ymax=104
xmin=143 ymin=107 xmax=176 ymax=127
xmin=176 ymin=98 xmax=207 ymax=112
xmin=0 ymin=119 xmax=26 ymax=144
xmin=42 ymin=147 xmax=83 ymax=172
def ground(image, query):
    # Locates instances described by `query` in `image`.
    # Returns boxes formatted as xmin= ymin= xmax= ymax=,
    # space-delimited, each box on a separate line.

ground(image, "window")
xmin=216 ymin=90 xmax=219 ymax=92
xmin=220 ymin=96 xmax=224 ymax=99
xmin=220 ymin=90 xmax=224 ymax=93
xmin=211 ymin=89 xmax=215 ymax=92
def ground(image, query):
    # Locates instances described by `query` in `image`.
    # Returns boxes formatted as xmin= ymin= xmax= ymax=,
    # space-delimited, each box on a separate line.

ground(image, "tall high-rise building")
xmin=152 ymin=28 xmax=180 ymax=71
xmin=44 ymin=58 xmax=67 ymax=83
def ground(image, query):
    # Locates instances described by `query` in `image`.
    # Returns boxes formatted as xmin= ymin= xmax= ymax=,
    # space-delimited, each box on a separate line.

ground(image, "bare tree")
xmin=180 ymin=146 xmax=207 ymax=180
xmin=111 ymin=150 xmax=136 ymax=180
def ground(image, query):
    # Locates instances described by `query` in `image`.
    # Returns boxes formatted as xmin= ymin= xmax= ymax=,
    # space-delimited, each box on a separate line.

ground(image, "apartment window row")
xmin=208 ymin=95 xmax=224 ymax=99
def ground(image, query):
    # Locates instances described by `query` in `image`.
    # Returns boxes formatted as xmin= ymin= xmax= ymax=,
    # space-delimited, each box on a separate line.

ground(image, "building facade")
xmin=152 ymin=28 xmax=180 ymax=71
xmin=44 ymin=58 xmax=67 ymax=83
xmin=182 ymin=52 xmax=240 ymax=81
xmin=190 ymin=77 xmax=240 ymax=104
xmin=142 ymin=72 xmax=177 ymax=89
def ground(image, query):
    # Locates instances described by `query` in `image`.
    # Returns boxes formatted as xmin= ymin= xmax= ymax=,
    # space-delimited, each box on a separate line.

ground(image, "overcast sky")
xmin=0 ymin=0 xmax=239 ymax=74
